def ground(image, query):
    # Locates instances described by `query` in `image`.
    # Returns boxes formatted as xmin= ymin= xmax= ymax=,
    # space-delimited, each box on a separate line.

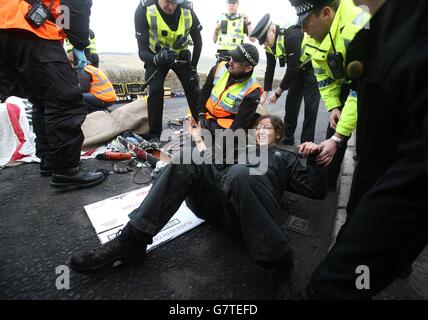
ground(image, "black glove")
xmin=153 ymin=48 xmax=178 ymax=66
xmin=198 ymin=113 xmax=208 ymax=129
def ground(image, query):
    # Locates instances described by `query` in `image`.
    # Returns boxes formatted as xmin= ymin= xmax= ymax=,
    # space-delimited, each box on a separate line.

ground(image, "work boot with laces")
xmin=70 ymin=225 xmax=147 ymax=273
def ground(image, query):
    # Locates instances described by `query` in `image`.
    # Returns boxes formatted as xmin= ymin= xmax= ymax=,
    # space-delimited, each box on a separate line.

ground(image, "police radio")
xmin=327 ymin=32 xmax=345 ymax=79
xmin=25 ymin=0 xmax=54 ymax=28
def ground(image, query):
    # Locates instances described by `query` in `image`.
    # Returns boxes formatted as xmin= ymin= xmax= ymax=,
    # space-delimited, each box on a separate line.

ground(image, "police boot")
xmin=39 ymin=154 xmax=53 ymax=177
xmin=70 ymin=224 xmax=148 ymax=274
xmin=50 ymin=167 xmax=106 ymax=188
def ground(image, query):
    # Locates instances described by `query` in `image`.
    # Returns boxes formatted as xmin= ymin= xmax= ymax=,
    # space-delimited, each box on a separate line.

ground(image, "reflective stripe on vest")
xmin=205 ymin=62 xmax=262 ymax=129
xmin=217 ymin=14 xmax=245 ymax=51
xmin=265 ymin=33 xmax=285 ymax=60
xmin=0 ymin=0 xmax=64 ymax=40
xmin=87 ymin=36 xmax=97 ymax=54
xmin=146 ymin=4 xmax=192 ymax=53
xmin=84 ymin=65 xmax=117 ymax=102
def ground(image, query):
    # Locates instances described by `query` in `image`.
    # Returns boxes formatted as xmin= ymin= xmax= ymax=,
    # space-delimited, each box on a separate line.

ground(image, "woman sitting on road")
xmin=70 ymin=115 xmax=328 ymax=297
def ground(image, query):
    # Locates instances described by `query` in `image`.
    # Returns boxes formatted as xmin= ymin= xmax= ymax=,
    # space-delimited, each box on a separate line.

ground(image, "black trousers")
xmin=0 ymin=29 xmax=87 ymax=169
xmin=145 ymin=63 xmax=200 ymax=137
xmin=128 ymin=162 xmax=293 ymax=263
xmin=310 ymin=160 xmax=428 ymax=299
xmin=283 ymin=69 xmax=320 ymax=144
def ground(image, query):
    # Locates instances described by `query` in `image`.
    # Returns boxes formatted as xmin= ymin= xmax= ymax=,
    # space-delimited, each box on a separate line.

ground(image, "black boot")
xmin=70 ymin=225 xmax=147 ymax=273
xmin=397 ymin=265 xmax=414 ymax=279
xmin=39 ymin=154 xmax=53 ymax=177
xmin=51 ymin=167 xmax=106 ymax=188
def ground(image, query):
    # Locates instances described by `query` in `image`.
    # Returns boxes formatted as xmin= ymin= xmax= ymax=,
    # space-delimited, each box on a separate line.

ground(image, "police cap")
xmin=229 ymin=43 xmax=259 ymax=66
xmin=249 ymin=14 xmax=272 ymax=45
xmin=289 ymin=0 xmax=331 ymax=24
xmin=227 ymin=0 xmax=239 ymax=3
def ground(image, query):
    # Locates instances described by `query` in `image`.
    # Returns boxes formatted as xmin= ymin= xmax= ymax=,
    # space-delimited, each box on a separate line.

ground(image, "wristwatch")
xmin=274 ymin=91 xmax=281 ymax=99
xmin=330 ymin=135 xmax=344 ymax=147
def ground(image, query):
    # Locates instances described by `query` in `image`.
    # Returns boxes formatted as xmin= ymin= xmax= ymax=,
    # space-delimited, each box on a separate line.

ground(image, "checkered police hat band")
xmin=239 ymin=45 xmax=257 ymax=66
xmin=296 ymin=2 xmax=314 ymax=15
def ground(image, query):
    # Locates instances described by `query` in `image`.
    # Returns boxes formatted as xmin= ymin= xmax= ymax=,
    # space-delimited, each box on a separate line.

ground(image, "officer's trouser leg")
xmin=283 ymin=76 xmax=304 ymax=143
xmin=310 ymin=161 xmax=428 ymax=299
xmin=0 ymin=29 xmax=87 ymax=170
xmin=128 ymin=161 xmax=236 ymax=240
xmin=301 ymin=72 xmax=320 ymax=143
xmin=145 ymin=64 xmax=169 ymax=137
xmin=325 ymin=124 xmax=347 ymax=188
xmin=172 ymin=63 xmax=200 ymax=122
xmin=222 ymin=165 xmax=293 ymax=262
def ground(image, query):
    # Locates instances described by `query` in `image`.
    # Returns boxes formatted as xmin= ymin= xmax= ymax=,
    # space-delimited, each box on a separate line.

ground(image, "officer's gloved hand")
xmin=153 ymin=48 xmax=178 ymax=66
xmin=197 ymin=113 xmax=208 ymax=129
xmin=73 ymin=48 xmax=88 ymax=70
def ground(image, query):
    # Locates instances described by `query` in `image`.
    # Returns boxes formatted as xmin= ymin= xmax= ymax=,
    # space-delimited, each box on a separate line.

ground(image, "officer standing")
xmin=135 ymin=0 xmax=203 ymax=140
xmin=289 ymin=0 xmax=369 ymax=188
xmin=308 ymin=0 xmax=428 ymax=299
xmin=85 ymin=29 xmax=99 ymax=68
xmin=0 ymin=0 xmax=106 ymax=188
xmin=251 ymin=14 xmax=321 ymax=145
xmin=213 ymin=0 xmax=255 ymax=62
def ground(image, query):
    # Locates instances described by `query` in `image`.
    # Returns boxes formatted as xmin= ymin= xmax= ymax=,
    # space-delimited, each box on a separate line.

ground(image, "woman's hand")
xmin=298 ymin=142 xmax=322 ymax=158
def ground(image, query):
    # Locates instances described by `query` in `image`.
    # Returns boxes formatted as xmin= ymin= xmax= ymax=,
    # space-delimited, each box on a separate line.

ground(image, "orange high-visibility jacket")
xmin=205 ymin=62 xmax=262 ymax=128
xmin=0 ymin=0 xmax=64 ymax=40
xmin=84 ymin=65 xmax=117 ymax=103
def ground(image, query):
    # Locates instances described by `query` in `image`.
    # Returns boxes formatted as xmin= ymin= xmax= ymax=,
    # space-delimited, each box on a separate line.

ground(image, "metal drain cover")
xmin=286 ymin=215 xmax=310 ymax=235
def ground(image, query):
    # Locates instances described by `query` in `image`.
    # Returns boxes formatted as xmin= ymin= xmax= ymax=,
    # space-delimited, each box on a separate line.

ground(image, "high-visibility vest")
xmin=301 ymin=0 xmax=370 ymax=137
xmin=87 ymin=36 xmax=97 ymax=54
xmin=84 ymin=65 xmax=117 ymax=103
xmin=0 ymin=0 xmax=64 ymax=41
xmin=265 ymin=30 xmax=286 ymax=60
xmin=217 ymin=14 xmax=245 ymax=51
xmin=65 ymin=35 xmax=96 ymax=54
xmin=205 ymin=62 xmax=262 ymax=129
xmin=146 ymin=3 xmax=192 ymax=53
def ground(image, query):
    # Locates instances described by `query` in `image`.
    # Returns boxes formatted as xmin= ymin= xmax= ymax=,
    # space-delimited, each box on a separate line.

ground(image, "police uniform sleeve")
xmin=134 ymin=4 xmax=155 ymax=64
xmin=62 ymin=0 xmax=91 ymax=50
xmin=279 ymin=27 xmax=302 ymax=91
xmin=264 ymin=51 xmax=276 ymax=91
xmin=189 ymin=9 xmax=203 ymax=67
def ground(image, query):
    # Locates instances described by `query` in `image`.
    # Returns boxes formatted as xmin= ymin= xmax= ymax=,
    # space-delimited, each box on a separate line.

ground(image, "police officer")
xmin=198 ymin=43 xmax=262 ymax=133
xmin=251 ymin=14 xmax=321 ymax=145
xmin=85 ymin=29 xmax=99 ymax=68
xmin=289 ymin=0 xmax=370 ymax=188
xmin=308 ymin=0 xmax=428 ymax=299
xmin=135 ymin=0 xmax=203 ymax=140
xmin=0 ymin=0 xmax=106 ymax=188
xmin=65 ymin=28 xmax=99 ymax=67
xmin=213 ymin=0 xmax=255 ymax=61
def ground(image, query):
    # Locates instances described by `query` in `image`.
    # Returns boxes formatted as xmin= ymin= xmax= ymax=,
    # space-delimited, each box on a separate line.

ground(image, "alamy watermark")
xmin=55 ymin=265 xmax=70 ymax=290
xmin=355 ymin=265 xmax=370 ymax=290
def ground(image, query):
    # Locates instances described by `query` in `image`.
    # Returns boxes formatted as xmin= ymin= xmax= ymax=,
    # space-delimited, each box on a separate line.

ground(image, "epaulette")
xmin=140 ymin=0 xmax=155 ymax=7
xmin=181 ymin=0 xmax=193 ymax=10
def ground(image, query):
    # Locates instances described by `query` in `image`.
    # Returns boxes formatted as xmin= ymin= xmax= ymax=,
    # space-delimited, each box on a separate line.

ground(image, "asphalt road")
xmin=1 ymin=95 xmax=425 ymax=300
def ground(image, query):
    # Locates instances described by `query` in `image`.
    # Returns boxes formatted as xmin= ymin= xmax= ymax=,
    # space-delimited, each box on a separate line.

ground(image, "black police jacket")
xmin=346 ymin=0 xmax=428 ymax=197
xmin=62 ymin=0 xmax=92 ymax=50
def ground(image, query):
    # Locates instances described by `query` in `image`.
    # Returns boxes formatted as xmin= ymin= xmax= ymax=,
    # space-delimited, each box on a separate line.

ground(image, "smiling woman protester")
xmin=70 ymin=113 xmax=328 ymax=298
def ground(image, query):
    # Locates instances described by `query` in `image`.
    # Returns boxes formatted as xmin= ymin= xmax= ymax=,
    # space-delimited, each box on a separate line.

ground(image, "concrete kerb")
xmin=329 ymin=134 xmax=356 ymax=249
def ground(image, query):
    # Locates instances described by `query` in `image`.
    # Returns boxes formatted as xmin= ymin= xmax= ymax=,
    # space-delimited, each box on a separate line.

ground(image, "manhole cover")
xmin=285 ymin=215 xmax=310 ymax=235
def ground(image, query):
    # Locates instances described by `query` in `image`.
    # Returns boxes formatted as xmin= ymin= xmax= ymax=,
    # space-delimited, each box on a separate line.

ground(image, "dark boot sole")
xmin=70 ymin=253 xmax=146 ymax=274
xmin=50 ymin=176 xmax=106 ymax=189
